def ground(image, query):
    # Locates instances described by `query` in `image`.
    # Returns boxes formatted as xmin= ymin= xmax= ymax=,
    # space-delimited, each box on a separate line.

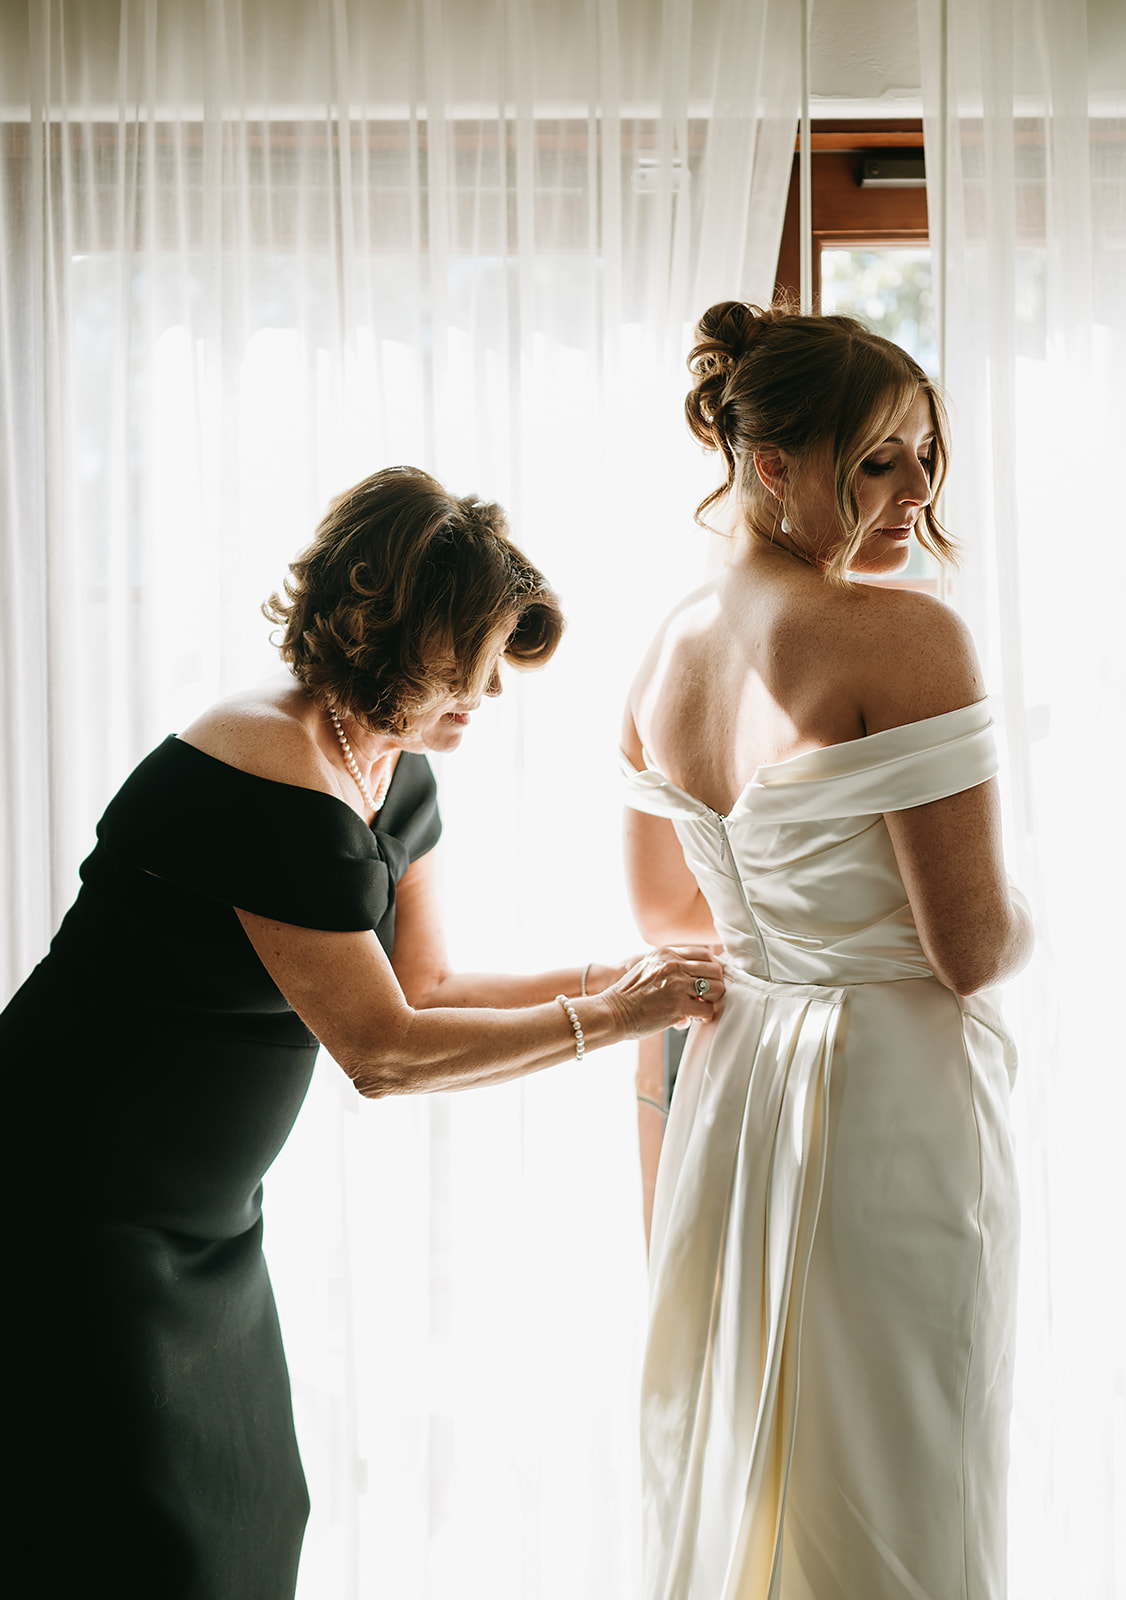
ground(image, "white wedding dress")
xmin=622 ymin=700 xmax=1019 ymax=1600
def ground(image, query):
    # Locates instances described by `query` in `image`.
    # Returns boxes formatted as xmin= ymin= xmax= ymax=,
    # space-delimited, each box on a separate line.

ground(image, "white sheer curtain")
xmin=919 ymin=2 xmax=1126 ymax=1594
xmin=0 ymin=2 xmax=799 ymax=1594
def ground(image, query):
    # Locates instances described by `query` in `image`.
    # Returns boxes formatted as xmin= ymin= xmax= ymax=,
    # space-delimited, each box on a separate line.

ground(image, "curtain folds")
xmin=0 ymin=3 xmax=799 ymax=1595
xmin=919 ymin=2 xmax=1126 ymax=1594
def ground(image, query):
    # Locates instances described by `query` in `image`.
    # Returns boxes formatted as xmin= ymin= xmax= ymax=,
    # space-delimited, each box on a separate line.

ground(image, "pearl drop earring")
xmin=780 ymin=514 xmax=793 ymax=535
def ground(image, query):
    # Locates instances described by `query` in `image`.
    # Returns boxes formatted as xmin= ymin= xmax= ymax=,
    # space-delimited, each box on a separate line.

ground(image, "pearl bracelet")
xmin=555 ymin=995 xmax=586 ymax=1061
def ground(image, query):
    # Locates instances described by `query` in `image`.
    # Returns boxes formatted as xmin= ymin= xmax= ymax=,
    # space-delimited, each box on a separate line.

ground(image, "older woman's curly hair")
xmin=265 ymin=466 xmax=564 ymax=735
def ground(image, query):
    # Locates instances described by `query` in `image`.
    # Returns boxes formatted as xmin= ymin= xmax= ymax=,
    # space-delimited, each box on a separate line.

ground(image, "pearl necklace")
xmin=327 ymin=707 xmax=394 ymax=813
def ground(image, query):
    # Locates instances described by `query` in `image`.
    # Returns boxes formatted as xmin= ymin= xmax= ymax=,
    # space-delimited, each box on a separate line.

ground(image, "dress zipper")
xmin=711 ymin=810 xmax=772 ymax=980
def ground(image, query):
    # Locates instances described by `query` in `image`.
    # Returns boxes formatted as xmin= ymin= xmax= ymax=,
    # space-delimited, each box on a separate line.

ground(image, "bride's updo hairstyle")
xmin=685 ymin=300 xmax=955 ymax=584
xmin=265 ymin=465 xmax=564 ymax=736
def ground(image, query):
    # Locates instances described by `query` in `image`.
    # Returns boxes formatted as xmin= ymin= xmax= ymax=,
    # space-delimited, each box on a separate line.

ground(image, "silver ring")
xmin=694 ymin=977 xmax=711 ymax=997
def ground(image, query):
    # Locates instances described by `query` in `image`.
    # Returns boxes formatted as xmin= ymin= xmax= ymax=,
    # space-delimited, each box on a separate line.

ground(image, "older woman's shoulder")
xmin=178 ymin=680 xmax=339 ymax=796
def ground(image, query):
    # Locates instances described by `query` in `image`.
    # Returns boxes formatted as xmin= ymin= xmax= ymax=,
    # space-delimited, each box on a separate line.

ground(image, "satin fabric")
xmin=623 ymin=701 xmax=1019 ymax=1600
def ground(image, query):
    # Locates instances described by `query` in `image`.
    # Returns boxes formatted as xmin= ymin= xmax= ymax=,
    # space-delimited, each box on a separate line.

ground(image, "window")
xmin=773 ymin=119 xmax=928 ymax=313
xmin=776 ymin=119 xmax=938 ymax=590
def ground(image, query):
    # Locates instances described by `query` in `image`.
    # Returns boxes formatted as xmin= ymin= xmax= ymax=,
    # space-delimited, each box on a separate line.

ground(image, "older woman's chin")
xmin=399 ymin=718 xmax=470 ymax=756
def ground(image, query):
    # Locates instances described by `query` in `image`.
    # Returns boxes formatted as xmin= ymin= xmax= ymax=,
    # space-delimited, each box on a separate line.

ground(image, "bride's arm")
xmin=861 ymin=591 xmax=1033 ymax=996
xmin=389 ymin=851 xmax=630 ymax=1007
xmin=884 ymin=778 xmax=1033 ymax=994
xmin=621 ymin=708 xmax=718 ymax=946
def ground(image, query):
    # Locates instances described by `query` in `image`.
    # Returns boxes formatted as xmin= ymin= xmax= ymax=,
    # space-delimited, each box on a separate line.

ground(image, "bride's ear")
xmin=753 ymin=451 xmax=787 ymax=500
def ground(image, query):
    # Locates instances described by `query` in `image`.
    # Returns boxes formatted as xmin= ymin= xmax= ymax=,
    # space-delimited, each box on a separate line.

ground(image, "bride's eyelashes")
xmin=860 ymin=453 xmax=935 ymax=477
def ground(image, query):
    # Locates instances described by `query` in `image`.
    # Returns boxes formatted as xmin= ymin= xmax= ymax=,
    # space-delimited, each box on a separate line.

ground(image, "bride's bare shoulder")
xmin=177 ymin=680 xmax=332 ymax=790
xmin=846 ymin=585 xmax=985 ymax=733
xmin=629 ymin=582 xmax=722 ymax=691
xmin=624 ymin=583 xmax=722 ymax=755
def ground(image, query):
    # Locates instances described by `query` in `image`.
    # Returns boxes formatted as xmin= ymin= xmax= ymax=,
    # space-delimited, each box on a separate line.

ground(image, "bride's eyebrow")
xmin=881 ymin=431 xmax=936 ymax=445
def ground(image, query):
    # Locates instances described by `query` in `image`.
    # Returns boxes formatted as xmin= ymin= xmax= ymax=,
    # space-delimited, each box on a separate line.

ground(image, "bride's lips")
xmin=879 ymin=524 xmax=913 ymax=540
xmin=446 ymin=711 xmax=471 ymax=725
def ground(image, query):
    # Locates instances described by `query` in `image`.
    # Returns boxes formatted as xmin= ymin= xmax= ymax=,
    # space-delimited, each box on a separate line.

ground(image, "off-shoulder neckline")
xmin=625 ymin=700 xmax=992 ymax=819
xmin=169 ymin=732 xmax=409 ymax=831
xmin=747 ymin=699 xmax=991 ymax=781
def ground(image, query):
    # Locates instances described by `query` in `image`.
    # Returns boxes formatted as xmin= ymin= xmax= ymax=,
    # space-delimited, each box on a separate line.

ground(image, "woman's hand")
xmin=234 ymin=909 xmax=724 ymax=1098
xmin=599 ymin=947 xmax=725 ymax=1038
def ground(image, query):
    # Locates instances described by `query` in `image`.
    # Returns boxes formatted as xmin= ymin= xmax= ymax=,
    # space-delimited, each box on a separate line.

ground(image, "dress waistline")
xmin=721 ymin=961 xmax=941 ymax=999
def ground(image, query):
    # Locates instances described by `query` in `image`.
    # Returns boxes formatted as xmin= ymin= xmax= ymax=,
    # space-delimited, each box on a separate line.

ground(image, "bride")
xmin=621 ymin=302 xmax=1033 ymax=1599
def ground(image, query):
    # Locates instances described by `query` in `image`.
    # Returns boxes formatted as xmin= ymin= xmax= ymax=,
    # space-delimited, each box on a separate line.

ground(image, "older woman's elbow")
xmin=334 ymin=1047 xmax=395 ymax=1098
xmin=352 ymin=1067 xmax=399 ymax=1099
xmin=336 ymin=1031 xmax=422 ymax=1099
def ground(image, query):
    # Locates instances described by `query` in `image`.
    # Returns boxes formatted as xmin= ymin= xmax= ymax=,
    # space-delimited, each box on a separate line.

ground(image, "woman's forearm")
xmin=341 ymin=992 xmax=626 ymax=1098
xmin=413 ymin=961 xmax=624 ymax=1010
xmin=234 ymin=908 xmax=724 ymax=1098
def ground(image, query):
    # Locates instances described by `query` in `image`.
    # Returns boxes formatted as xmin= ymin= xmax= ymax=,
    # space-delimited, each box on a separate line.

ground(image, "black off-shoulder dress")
xmin=0 ymin=736 xmax=441 ymax=1598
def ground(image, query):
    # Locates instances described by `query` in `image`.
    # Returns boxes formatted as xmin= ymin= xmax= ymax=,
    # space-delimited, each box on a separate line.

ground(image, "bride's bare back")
xmin=629 ymin=561 xmax=857 ymax=815
xmin=623 ymin=545 xmax=1030 ymax=996
xmin=628 ymin=541 xmax=986 ymax=815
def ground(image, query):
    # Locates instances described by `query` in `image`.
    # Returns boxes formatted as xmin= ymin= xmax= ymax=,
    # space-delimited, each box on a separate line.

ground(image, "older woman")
xmin=0 ymin=465 xmax=723 ymax=1599
xmin=622 ymin=306 xmax=1032 ymax=1599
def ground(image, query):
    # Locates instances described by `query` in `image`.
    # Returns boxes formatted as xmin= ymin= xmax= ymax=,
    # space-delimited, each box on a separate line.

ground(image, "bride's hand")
xmin=599 ymin=947 xmax=725 ymax=1039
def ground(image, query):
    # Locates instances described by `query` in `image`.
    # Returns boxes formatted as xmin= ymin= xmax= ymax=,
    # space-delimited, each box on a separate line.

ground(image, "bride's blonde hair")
xmin=685 ymin=301 xmax=956 ymax=585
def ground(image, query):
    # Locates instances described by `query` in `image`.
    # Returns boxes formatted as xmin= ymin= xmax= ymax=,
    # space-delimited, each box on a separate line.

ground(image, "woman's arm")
xmin=621 ymin=708 xmax=719 ymax=946
xmin=883 ymin=781 xmax=1033 ymax=995
xmin=861 ymin=591 xmax=1033 ymax=996
xmin=235 ymin=907 xmax=723 ymax=1099
xmin=389 ymin=851 xmax=628 ymax=1007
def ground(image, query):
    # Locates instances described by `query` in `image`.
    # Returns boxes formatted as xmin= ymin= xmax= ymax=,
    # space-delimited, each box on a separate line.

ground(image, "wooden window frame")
xmin=773 ymin=119 xmax=927 ymax=308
